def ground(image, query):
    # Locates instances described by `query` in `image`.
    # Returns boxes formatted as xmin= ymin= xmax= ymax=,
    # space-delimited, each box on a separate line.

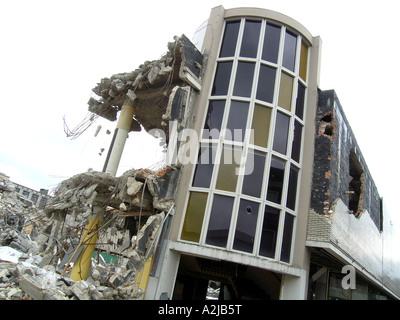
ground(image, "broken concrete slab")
xmin=88 ymin=34 xmax=204 ymax=137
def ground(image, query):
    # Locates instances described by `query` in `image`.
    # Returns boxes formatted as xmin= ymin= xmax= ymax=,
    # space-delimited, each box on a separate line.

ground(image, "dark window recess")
xmin=286 ymin=166 xmax=299 ymax=210
xmin=240 ymin=20 xmax=261 ymax=58
xmin=31 ymin=194 xmax=39 ymax=205
xmin=206 ymin=195 xmax=235 ymax=248
xmin=256 ymin=64 xmax=276 ymax=103
xmin=295 ymin=82 xmax=306 ymax=120
xmin=291 ymin=121 xmax=303 ymax=163
xmin=273 ymin=112 xmax=290 ymax=155
xmin=242 ymin=150 xmax=266 ymax=198
xmin=233 ymin=199 xmax=259 ymax=253
xmin=267 ymin=158 xmax=285 ymax=204
xmin=233 ymin=61 xmax=255 ymax=97
xmin=259 ymin=205 xmax=280 ymax=258
xmin=202 ymin=100 xmax=226 ymax=139
xmin=220 ymin=20 xmax=240 ymax=57
xmin=212 ymin=61 xmax=233 ymax=96
xmin=282 ymin=31 xmax=297 ymax=72
xmin=192 ymin=145 xmax=217 ymax=188
xmin=262 ymin=23 xmax=281 ymax=63
xmin=319 ymin=114 xmax=333 ymax=137
xmin=280 ymin=213 xmax=294 ymax=263
xmin=348 ymin=150 xmax=364 ymax=215
xmin=225 ymin=100 xmax=249 ymax=142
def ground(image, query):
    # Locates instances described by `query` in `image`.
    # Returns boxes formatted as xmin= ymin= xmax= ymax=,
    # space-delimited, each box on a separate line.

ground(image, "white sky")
xmin=1 ymin=0 xmax=399 ymax=225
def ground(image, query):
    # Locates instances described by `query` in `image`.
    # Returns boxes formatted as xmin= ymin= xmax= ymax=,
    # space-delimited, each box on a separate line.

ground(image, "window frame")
xmin=178 ymin=17 xmax=309 ymax=265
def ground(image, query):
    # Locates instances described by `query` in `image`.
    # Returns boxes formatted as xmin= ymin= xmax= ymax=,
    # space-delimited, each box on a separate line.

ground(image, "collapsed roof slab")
xmin=45 ymin=166 xmax=180 ymax=220
xmin=88 ymin=34 xmax=204 ymax=135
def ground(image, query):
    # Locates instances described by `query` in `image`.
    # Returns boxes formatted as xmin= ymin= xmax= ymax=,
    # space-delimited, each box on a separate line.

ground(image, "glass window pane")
xmin=291 ymin=121 xmax=302 ymax=163
xmin=212 ymin=61 xmax=233 ymax=96
xmin=259 ymin=206 xmax=280 ymax=258
xmin=216 ymin=145 xmax=242 ymax=192
xmin=202 ymin=100 xmax=225 ymax=139
xmin=278 ymin=72 xmax=294 ymax=111
xmin=280 ymin=213 xmax=294 ymax=263
xmin=206 ymin=195 xmax=234 ymax=247
xmin=251 ymin=104 xmax=271 ymax=148
xmin=192 ymin=145 xmax=217 ymax=188
xmin=295 ymin=82 xmax=305 ymax=120
xmin=272 ymin=111 xmax=290 ymax=155
xmin=240 ymin=20 xmax=261 ymax=58
xmin=262 ymin=23 xmax=281 ymax=63
xmin=299 ymin=41 xmax=308 ymax=81
xmin=256 ymin=64 xmax=276 ymax=103
xmin=267 ymin=157 xmax=286 ymax=204
xmin=181 ymin=192 xmax=208 ymax=242
xmin=242 ymin=150 xmax=266 ymax=198
xmin=233 ymin=199 xmax=260 ymax=253
xmin=220 ymin=20 xmax=240 ymax=57
xmin=286 ymin=166 xmax=299 ymax=210
xmin=282 ymin=31 xmax=297 ymax=72
xmin=225 ymin=101 xmax=249 ymax=142
xmin=233 ymin=61 xmax=255 ymax=97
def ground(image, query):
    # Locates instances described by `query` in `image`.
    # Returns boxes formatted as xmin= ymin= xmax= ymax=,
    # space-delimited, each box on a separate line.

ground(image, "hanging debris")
xmin=87 ymin=34 xmax=204 ymax=138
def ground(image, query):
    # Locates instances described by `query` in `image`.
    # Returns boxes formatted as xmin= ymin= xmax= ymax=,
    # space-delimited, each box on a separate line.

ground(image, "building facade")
xmin=13 ymin=183 xmax=50 ymax=209
xmin=141 ymin=6 xmax=400 ymax=300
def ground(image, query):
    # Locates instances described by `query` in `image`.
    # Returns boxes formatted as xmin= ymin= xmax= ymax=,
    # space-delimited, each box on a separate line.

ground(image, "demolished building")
xmin=1 ymin=6 xmax=400 ymax=301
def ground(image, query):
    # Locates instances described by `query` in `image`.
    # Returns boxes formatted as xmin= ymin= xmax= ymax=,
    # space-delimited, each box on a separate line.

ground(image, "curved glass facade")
xmin=180 ymin=17 xmax=309 ymax=264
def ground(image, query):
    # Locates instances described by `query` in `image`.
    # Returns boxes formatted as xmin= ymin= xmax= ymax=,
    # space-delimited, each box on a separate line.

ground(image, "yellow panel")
xmin=181 ymin=192 xmax=208 ymax=242
xmin=216 ymin=146 xmax=242 ymax=192
xmin=134 ymin=257 xmax=153 ymax=299
xmin=299 ymin=41 xmax=308 ymax=81
xmin=70 ymin=217 xmax=100 ymax=281
xmin=278 ymin=72 xmax=294 ymax=112
xmin=251 ymin=104 xmax=271 ymax=148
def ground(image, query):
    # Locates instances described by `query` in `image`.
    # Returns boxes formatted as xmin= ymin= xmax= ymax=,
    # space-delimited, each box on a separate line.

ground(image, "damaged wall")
xmin=310 ymin=89 xmax=381 ymax=229
xmin=307 ymin=89 xmax=400 ymax=298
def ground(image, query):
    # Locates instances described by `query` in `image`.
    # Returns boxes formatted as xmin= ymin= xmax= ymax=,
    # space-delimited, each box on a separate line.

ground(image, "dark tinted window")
xmin=240 ymin=20 xmax=261 ymax=58
xmin=295 ymin=82 xmax=305 ymax=119
xmin=220 ymin=21 xmax=240 ymax=57
xmin=233 ymin=61 xmax=255 ymax=97
xmin=192 ymin=145 xmax=217 ymax=188
xmin=233 ymin=199 xmax=259 ymax=253
xmin=225 ymin=101 xmax=249 ymax=142
xmin=262 ymin=23 xmax=281 ymax=63
xmin=259 ymin=206 xmax=280 ymax=258
xmin=212 ymin=61 xmax=233 ymax=96
xmin=286 ymin=166 xmax=298 ymax=210
xmin=242 ymin=150 xmax=266 ymax=198
xmin=280 ymin=213 xmax=294 ymax=262
xmin=272 ymin=112 xmax=290 ymax=155
xmin=256 ymin=64 xmax=276 ymax=103
xmin=267 ymin=157 xmax=285 ymax=204
xmin=282 ymin=31 xmax=297 ymax=71
xmin=202 ymin=100 xmax=225 ymax=139
xmin=291 ymin=121 xmax=302 ymax=163
xmin=206 ymin=195 xmax=234 ymax=247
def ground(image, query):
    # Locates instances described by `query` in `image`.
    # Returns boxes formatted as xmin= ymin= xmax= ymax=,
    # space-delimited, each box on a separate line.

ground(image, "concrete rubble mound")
xmin=0 ymin=166 xmax=179 ymax=300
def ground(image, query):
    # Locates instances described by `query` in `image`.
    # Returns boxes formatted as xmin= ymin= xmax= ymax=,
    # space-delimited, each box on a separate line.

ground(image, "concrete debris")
xmin=1 ymin=165 xmax=179 ymax=300
xmin=88 ymin=34 xmax=204 ymax=139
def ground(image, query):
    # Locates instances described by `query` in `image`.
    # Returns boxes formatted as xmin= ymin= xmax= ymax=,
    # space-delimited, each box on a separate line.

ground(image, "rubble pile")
xmin=0 ymin=166 xmax=179 ymax=300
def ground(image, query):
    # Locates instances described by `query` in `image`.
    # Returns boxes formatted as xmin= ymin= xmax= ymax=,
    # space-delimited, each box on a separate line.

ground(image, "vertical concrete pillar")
xmin=103 ymin=104 xmax=136 ymax=176
xmin=280 ymin=269 xmax=308 ymax=300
